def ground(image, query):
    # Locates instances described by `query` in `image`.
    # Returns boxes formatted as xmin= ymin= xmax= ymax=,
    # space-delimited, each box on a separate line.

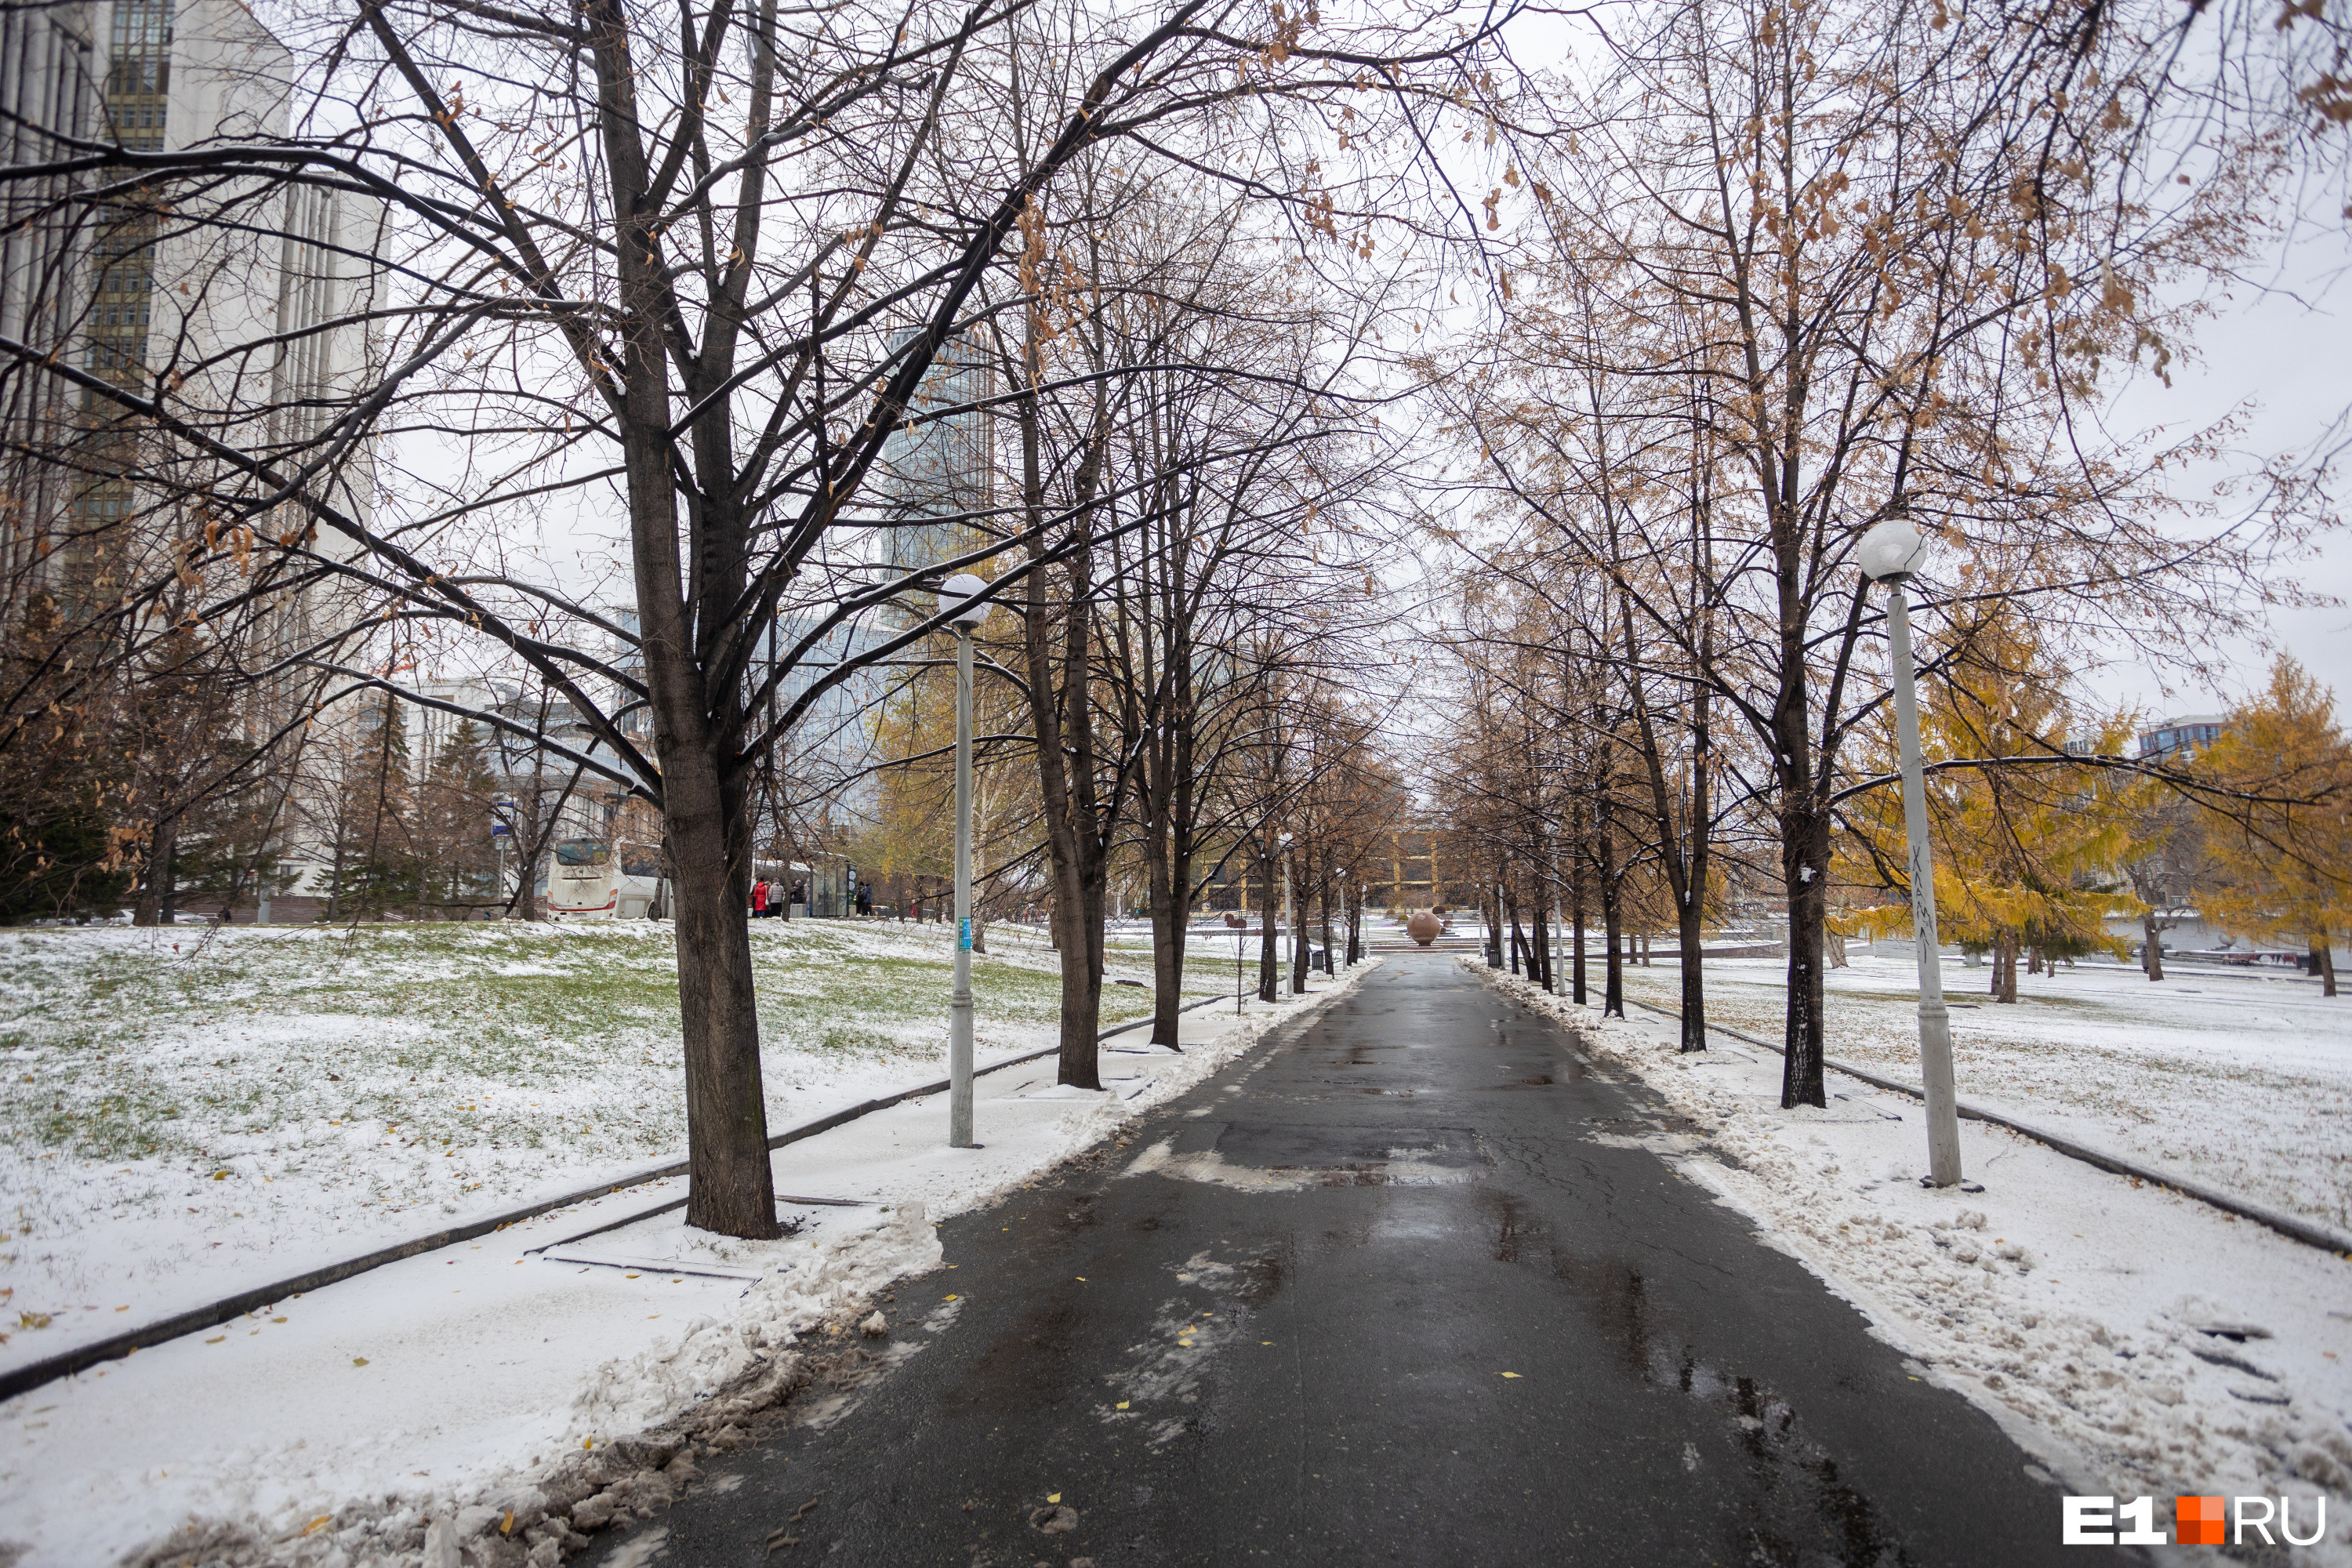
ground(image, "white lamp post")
xmin=942 ymin=572 xmax=993 ymax=1149
xmin=1857 ymin=512 xmax=1964 ymax=1189
xmin=1326 ymin=862 xmax=1342 ymax=974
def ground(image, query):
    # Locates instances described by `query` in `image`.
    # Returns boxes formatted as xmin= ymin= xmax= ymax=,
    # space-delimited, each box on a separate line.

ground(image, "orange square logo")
xmin=2177 ymin=1495 xmax=2224 ymax=1546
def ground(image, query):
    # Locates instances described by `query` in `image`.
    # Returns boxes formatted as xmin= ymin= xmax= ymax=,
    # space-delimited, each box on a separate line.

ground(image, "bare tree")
xmin=1446 ymin=0 xmax=2293 ymax=1104
xmin=2 ymin=0 xmax=1515 ymax=1231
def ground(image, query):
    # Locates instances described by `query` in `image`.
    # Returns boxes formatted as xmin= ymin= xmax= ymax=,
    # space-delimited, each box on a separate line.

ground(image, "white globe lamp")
xmin=1857 ymin=515 xmax=1930 ymax=583
xmin=942 ymin=572 xmax=993 ymax=629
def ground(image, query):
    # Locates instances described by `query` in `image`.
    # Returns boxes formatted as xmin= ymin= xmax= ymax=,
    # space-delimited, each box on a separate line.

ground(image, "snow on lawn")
xmin=0 ymin=960 xmax=1376 ymax=1568
xmin=1468 ymin=960 xmax=2352 ymax=1563
xmin=1612 ymin=953 xmax=2352 ymax=1236
xmin=0 ymin=918 xmax=1213 ymax=1377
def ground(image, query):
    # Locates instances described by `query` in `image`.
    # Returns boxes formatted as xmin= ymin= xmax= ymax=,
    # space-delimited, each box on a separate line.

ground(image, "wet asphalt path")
xmin=592 ymin=954 xmax=2103 ymax=1567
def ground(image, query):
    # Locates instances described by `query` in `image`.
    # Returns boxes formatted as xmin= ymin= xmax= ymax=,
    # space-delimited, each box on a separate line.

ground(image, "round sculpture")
xmin=1406 ymin=909 xmax=1443 ymax=946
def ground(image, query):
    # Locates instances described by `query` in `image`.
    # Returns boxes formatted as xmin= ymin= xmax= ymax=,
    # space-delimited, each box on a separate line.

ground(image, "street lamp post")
xmin=1324 ymin=862 xmax=1341 ymax=975
xmin=1857 ymin=514 xmax=1964 ymax=1189
xmin=942 ymin=573 xmax=993 ymax=1149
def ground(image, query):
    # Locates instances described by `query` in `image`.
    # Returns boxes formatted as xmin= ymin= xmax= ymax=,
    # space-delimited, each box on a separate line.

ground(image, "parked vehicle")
xmin=545 ymin=838 xmax=670 ymax=918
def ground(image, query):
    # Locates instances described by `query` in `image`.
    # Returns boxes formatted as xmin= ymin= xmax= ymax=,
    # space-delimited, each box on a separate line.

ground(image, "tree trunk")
xmin=2142 ymin=913 xmax=2163 ymax=981
xmin=604 ymin=65 xmax=780 ymax=1238
xmin=1145 ymin=827 xmax=1186 ymax=1050
xmin=1015 ymin=350 xmax=1117 ymax=1088
xmin=1317 ymin=863 xmax=1335 ymax=977
xmin=1675 ymin=888 xmax=1707 ymax=1051
xmin=1777 ymin=804 xmax=1831 ymax=1107
xmin=1290 ymin=848 xmax=1309 ymax=994
xmin=1050 ymin=861 xmax=1107 ymax=1087
xmin=1258 ymin=837 xmax=1280 ymax=1003
xmin=1570 ymin=856 xmax=1588 ymax=1004
xmin=135 ymin=812 xmax=177 ymax=927
xmin=2314 ymin=935 xmax=2337 ymax=998
xmin=1533 ymin=891 xmax=1552 ymax=992
xmin=659 ymin=740 xmax=779 ymax=1237
xmin=1599 ymin=826 xmax=1624 ymax=1019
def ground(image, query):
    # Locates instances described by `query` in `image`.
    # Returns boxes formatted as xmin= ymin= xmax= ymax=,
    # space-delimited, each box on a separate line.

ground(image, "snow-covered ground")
xmin=1468 ymin=959 xmax=2352 ymax=1563
xmin=0 ymin=919 xmax=1216 ymax=1378
xmin=1606 ymin=953 xmax=2352 ymax=1236
xmin=0 ymin=931 xmax=1374 ymax=1568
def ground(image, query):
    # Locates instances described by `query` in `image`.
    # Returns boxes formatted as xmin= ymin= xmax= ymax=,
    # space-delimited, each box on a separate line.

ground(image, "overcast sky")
xmin=2089 ymin=218 xmax=2352 ymax=724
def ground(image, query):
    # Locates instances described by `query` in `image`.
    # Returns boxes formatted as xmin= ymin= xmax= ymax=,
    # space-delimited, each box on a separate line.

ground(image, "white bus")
xmin=545 ymin=838 xmax=670 ymax=919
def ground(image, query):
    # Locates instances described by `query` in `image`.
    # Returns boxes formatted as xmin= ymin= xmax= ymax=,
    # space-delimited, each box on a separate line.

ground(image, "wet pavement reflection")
xmin=588 ymin=955 xmax=2110 ymax=1568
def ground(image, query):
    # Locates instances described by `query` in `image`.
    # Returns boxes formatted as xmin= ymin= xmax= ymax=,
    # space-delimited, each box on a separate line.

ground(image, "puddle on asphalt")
xmin=1489 ymin=1207 xmax=1918 ymax=1563
xmin=1476 ymin=1187 xmax=1537 ymax=1263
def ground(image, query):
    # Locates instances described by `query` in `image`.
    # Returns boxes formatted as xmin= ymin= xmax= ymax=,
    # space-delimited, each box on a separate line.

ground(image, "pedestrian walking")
xmin=752 ymin=878 xmax=769 ymax=918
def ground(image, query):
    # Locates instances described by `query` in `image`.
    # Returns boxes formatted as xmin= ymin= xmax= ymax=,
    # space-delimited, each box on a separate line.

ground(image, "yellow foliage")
xmin=2194 ymin=658 xmax=2352 ymax=953
xmin=1834 ymin=609 xmax=2140 ymax=959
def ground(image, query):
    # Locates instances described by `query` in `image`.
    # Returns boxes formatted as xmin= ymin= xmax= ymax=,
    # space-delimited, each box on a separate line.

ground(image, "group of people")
xmin=750 ymin=877 xmax=804 ymax=917
xmin=750 ymin=876 xmax=877 ymax=917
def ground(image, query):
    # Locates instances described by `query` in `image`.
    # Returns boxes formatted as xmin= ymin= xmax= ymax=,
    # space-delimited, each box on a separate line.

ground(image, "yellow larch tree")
xmin=2194 ymin=658 xmax=2352 ymax=996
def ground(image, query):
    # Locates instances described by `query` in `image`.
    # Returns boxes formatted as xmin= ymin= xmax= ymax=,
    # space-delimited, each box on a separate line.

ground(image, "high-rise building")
xmin=2 ymin=2 xmax=397 ymax=923
xmin=0 ymin=1 xmax=107 ymax=579
xmin=874 ymin=329 xmax=994 ymax=606
xmin=3 ymin=0 xmax=386 ymax=608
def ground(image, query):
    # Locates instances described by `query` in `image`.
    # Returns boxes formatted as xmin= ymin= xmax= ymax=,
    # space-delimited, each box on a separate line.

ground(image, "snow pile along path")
xmin=1465 ymin=959 xmax=2352 ymax=1565
xmin=1617 ymin=953 xmax=2352 ymax=1236
xmin=0 ymin=960 xmax=1375 ymax=1568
